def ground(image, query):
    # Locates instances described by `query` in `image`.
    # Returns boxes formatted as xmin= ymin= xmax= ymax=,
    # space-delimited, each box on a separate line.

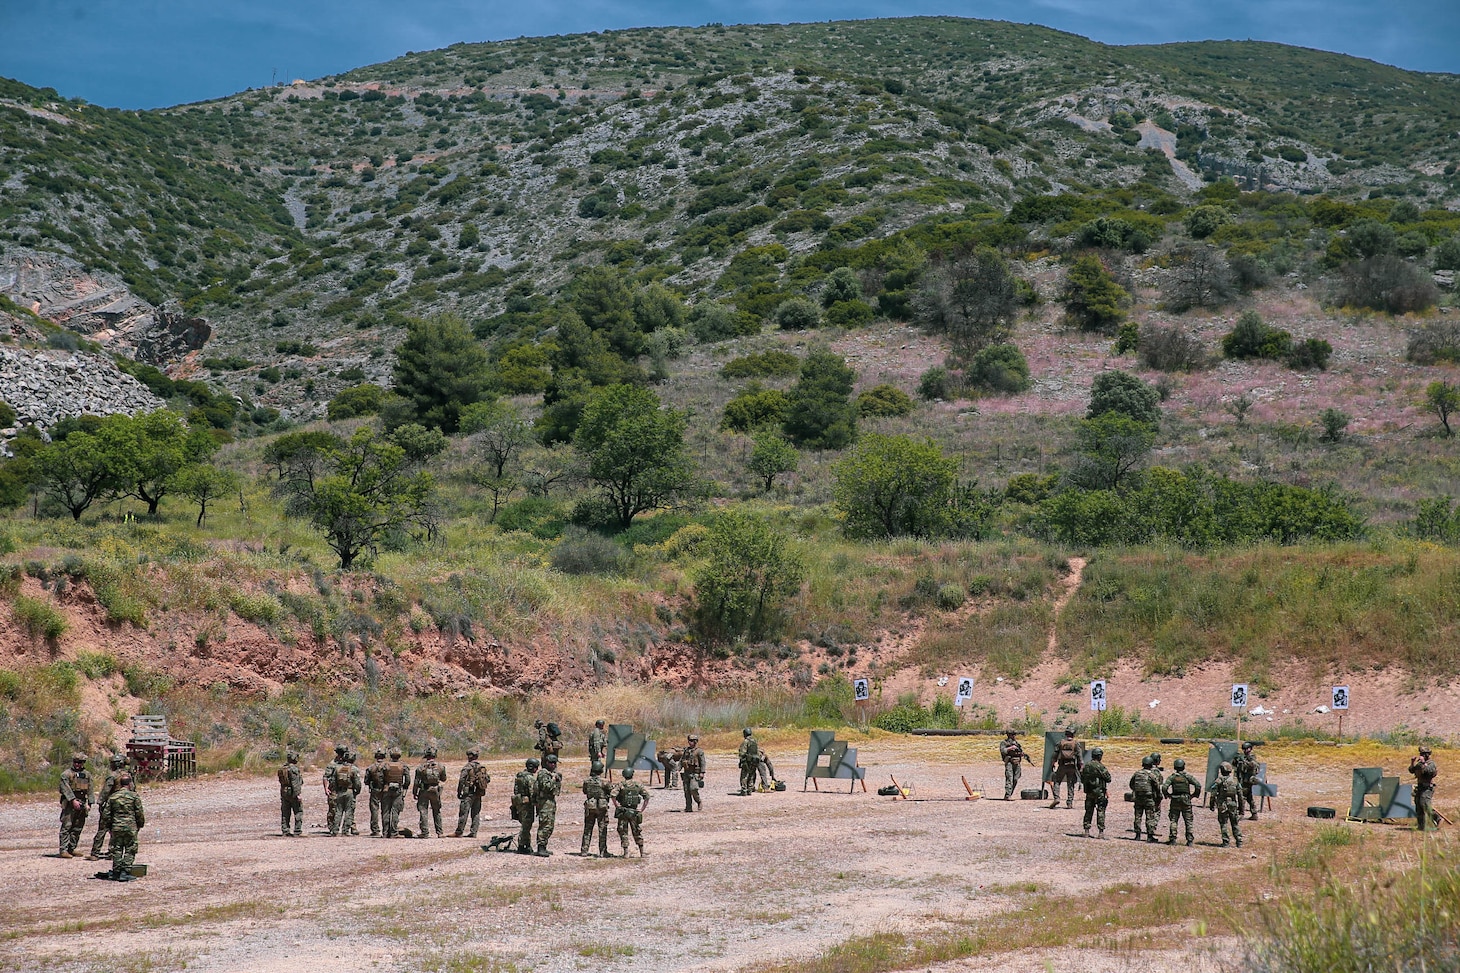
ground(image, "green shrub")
xmin=823 ymin=299 xmax=875 ymax=328
xmin=0 ymin=400 xmax=15 ymax=428
xmin=722 ymin=383 xmax=792 ymax=432
xmin=496 ymin=497 xmax=567 ymax=539
xmin=230 ymin=592 xmax=286 ymax=625
xmin=327 ymin=383 xmax=390 ymax=420
xmin=856 ymin=384 xmax=915 ymax=417
xmin=1319 ymin=408 xmax=1350 ymax=443
xmin=774 ymin=296 xmax=821 ymax=330
xmin=917 ymin=366 xmax=955 ymax=401
xmin=550 ymin=529 xmax=628 ymax=576
xmin=1406 ymin=321 xmax=1460 ymax=365
xmin=966 ymin=343 xmax=1031 ymax=394
xmin=936 ymin=584 xmax=966 ymax=610
xmin=12 ymin=595 xmax=66 ymax=643
xmin=122 ymin=664 xmax=173 ymax=700
xmin=691 ymin=511 xmax=805 ymax=641
xmin=1088 ymin=370 xmax=1161 ymax=426
xmin=872 ymin=694 xmax=961 ymax=732
xmin=721 ymin=350 xmax=801 ymax=380
xmin=1223 ymin=310 xmax=1293 ymax=360
xmin=72 ymin=651 xmax=119 ymax=679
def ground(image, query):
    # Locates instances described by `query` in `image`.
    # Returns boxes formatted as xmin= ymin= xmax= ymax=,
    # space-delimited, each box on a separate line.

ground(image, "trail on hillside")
xmin=1046 ymin=556 xmax=1086 ymax=657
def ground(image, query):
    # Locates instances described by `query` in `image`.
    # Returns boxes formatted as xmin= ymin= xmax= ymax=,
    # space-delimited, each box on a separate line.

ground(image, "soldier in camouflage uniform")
xmin=1163 ymin=757 xmax=1201 ymax=846
xmin=580 ymin=760 xmax=611 ymax=857
xmin=57 ymin=753 xmax=93 ymax=858
xmin=1410 ymin=745 xmax=1438 ymax=832
xmin=97 ymin=774 xmax=144 ymax=882
xmin=365 ymin=749 xmax=388 ymax=837
xmin=323 ymin=745 xmax=346 ymax=836
xmin=277 ymin=750 xmax=305 ymax=837
xmin=999 ymin=730 xmax=1030 ymax=800
xmin=383 ymin=748 xmax=410 ymax=837
xmin=513 ymin=757 xmax=540 ymax=854
xmin=737 ymin=728 xmax=760 ymax=796
xmin=86 ymin=754 xmax=128 ymax=859
xmin=1148 ymin=752 xmax=1165 ymax=821
xmin=1212 ymin=761 xmax=1242 ymax=847
xmin=681 ymin=734 xmax=705 ymax=812
xmin=1234 ymin=741 xmax=1260 ymax=820
xmin=661 ymin=748 xmax=681 ymax=790
xmin=1130 ymin=755 xmax=1160 ymax=842
xmin=588 ymin=719 xmax=608 ymax=770
xmin=756 ymin=750 xmax=779 ymax=791
xmin=542 ymin=723 xmax=563 ymax=763
xmin=331 ymin=751 xmax=362 ymax=836
xmin=533 ymin=753 xmax=563 ymax=856
xmin=413 ymin=746 xmax=448 ymax=838
xmin=1079 ymin=746 xmax=1111 ymax=838
xmin=1049 ymin=728 xmax=1082 ymax=809
xmin=613 ymin=767 xmax=651 ymax=857
xmin=453 ymin=748 xmax=490 ymax=838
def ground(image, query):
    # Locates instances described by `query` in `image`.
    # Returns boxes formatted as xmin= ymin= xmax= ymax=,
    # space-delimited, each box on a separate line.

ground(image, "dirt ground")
xmin=0 ymin=736 xmax=1448 ymax=973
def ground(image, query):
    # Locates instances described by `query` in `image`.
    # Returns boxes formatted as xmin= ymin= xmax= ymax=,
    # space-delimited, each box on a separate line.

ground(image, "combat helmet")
xmin=1241 ymin=740 xmax=1254 ymax=751
xmin=72 ymin=753 xmax=87 ymax=764
xmin=424 ymin=746 xmax=437 ymax=759
xmin=1150 ymin=752 xmax=1162 ymax=765
xmin=1420 ymin=745 xmax=1433 ymax=755
xmin=595 ymin=719 xmax=605 ymax=728
xmin=546 ymin=722 xmax=560 ymax=737
xmin=687 ymin=733 xmax=699 ymax=743
xmin=287 ymin=750 xmax=299 ymax=763
xmin=334 ymin=744 xmax=347 ymax=757
xmin=467 ymin=747 xmax=479 ymax=759
xmin=622 ymin=768 xmax=635 ymax=779
xmin=109 ymin=753 xmax=125 ymax=769
xmin=374 ymin=748 xmax=386 ymax=760
xmin=1064 ymin=727 xmax=1075 ymax=737
xmin=1004 ymin=729 xmax=1017 ymax=737
xmin=1141 ymin=755 xmax=1154 ymax=768
xmin=1173 ymin=758 xmax=1186 ymax=771
xmin=1220 ymin=762 xmax=1233 ymax=774
xmin=591 ymin=760 xmax=605 ymax=775
xmin=526 ymin=757 xmax=540 ymax=771
xmin=544 ymin=753 xmax=558 ymax=766
xmin=1090 ymin=747 xmax=1104 ymax=759
xmin=743 ymin=728 xmax=753 ymax=737
xmin=388 ymin=748 xmax=402 ymax=759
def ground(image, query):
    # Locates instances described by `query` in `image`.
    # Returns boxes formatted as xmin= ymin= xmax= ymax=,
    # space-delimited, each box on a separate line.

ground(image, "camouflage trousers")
xmin=535 ymin=799 xmax=557 ymax=852
xmin=1168 ymin=804 xmax=1194 ymax=843
xmin=456 ymin=794 xmax=482 ymax=837
xmin=1003 ymin=761 xmax=1021 ymax=799
xmin=369 ymin=790 xmax=385 ymax=836
xmin=739 ymin=760 xmax=757 ymax=796
xmin=616 ymin=809 xmax=644 ymax=853
xmin=1133 ymin=798 xmax=1158 ymax=839
xmin=682 ymin=774 xmax=702 ymax=811
xmin=1082 ymin=794 xmax=1108 ymax=835
xmin=417 ymin=790 xmax=443 ymax=837
xmin=581 ymin=806 xmax=609 ymax=856
xmin=1218 ymin=802 xmax=1242 ymax=845
xmin=758 ymin=761 xmax=774 ymax=789
xmin=326 ymin=793 xmax=337 ymax=835
xmin=1415 ymin=785 xmax=1436 ymax=832
xmin=1051 ymin=766 xmax=1078 ymax=807
xmin=332 ymin=791 xmax=357 ymax=836
xmin=90 ymin=813 xmax=113 ymax=857
xmin=384 ymin=788 xmax=405 ymax=836
xmin=280 ymin=791 xmax=304 ymax=836
xmin=59 ymin=803 xmax=89 ymax=855
xmin=516 ymin=801 xmax=538 ymax=851
xmin=663 ymin=766 xmax=679 ymax=789
xmin=1239 ymin=778 xmax=1259 ymax=817
xmin=109 ymin=826 xmax=138 ymax=874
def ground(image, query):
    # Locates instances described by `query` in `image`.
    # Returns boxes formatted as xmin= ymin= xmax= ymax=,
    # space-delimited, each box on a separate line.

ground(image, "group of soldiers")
xmin=56 ymin=752 xmax=146 ymax=881
xmin=1001 ymin=728 xmax=1270 ymax=846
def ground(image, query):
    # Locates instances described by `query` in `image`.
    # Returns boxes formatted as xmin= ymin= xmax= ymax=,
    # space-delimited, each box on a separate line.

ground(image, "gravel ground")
xmin=0 ymin=738 xmax=1433 ymax=973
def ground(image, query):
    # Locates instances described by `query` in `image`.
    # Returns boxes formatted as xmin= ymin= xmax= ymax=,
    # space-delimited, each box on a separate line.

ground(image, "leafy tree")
xmin=1088 ymin=370 xmax=1161 ymax=426
xmin=1347 ymin=219 xmax=1396 ymax=258
xmin=1319 ymin=407 xmax=1351 ymax=444
xmin=461 ymin=402 xmax=532 ymax=521
xmin=172 ymin=463 xmax=240 ymax=526
xmin=573 ymin=384 xmax=694 ymax=528
xmin=111 ymin=410 xmax=216 ymax=516
xmin=689 ymin=301 xmax=757 ymax=342
xmin=691 ymin=511 xmax=805 ymax=641
xmin=1183 ymin=205 xmax=1228 ymax=240
xmin=965 ymin=343 xmax=1031 ymax=394
xmin=775 ymin=296 xmax=822 ymax=330
xmin=0 ymin=400 xmax=14 ymax=429
xmin=391 ymin=313 xmax=496 ymax=433
xmin=1222 ymin=310 xmax=1292 ymax=360
xmin=1433 ymin=235 xmax=1460 ymax=271
xmin=34 ymin=431 xmax=122 ymax=521
xmin=917 ymin=366 xmax=956 ymax=401
xmin=832 ymin=433 xmax=957 ymax=538
xmin=0 ymin=427 xmax=42 ymax=510
xmin=457 ymin=223 xmax=480 ymax=250
xmin=721 ymin=383 xmax=791 ymax=432
xmin=1137 ymin=324 xmax=1208 ymax=372
xmin=328 ymin=383 xmax=391 ymax=420
xmin=633 ymin=283 xmax=687 ymax=333
xmin=1164 ymin=244 xmax=1235 ymax=312
xmin=748 ymin=431 xmax=798 ymax=492
xmin=1335 ymin=256 xmax=1438 ymax=314
xmin=912 ymin=247 xmax=1019 ymax=362
xmin=782 ymin=349 xmax=857 ymax=450
xmin=570 ymin=266 xmax=641 ymax=358
xmin=1426 ymin=381 xmax=1460 ymax=438
xmin=1066 ymin=413 xmax=1156 ymax=491
xmin=821 ymin=267 xmax=862 ymax=306
xmin=1061 ymin=255 xmax=1128 ymax=333
xmin=856 ymin=384 xmax=915 ymax=418
xmin=269 ymin=427 xmax=436 ymax=569
xmin=1075 ymin=216 xmax=1151 ymax=253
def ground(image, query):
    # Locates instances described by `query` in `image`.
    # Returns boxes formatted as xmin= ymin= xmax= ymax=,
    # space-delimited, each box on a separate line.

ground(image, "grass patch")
xmin=11 ymin=595 xmax=67 ymax=643
xmin=910 ymin=601 xmax=1051 ymax=681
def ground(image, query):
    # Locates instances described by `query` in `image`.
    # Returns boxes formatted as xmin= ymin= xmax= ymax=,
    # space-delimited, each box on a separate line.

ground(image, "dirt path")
xmin=2 ymin=739 xmax=1432 ymax=973
xmin=1047 ymin=556 xmax=1085 ymax=655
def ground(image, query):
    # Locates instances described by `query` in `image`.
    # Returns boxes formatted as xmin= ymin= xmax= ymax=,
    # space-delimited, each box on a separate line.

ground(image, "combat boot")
xmin=1248 ymin=812 xmax=1258 ymax=821
xmin=637 ymin=843 xmax=647 ymax=857
xmin=1097 ymin=830 xmax=1106 ymax=839
xmin=115 ymin=872 xmax=135 ymax=882
xmin=1167 ymin=836 xmax=1176 ymax=845
xmin=1221 ymin=839 xmax=1230 ymax=847
xmin=535 ymin=847 xmax=552 ymax=858
xmin=59 ymin=851 xmax=73 ymax=859
xmin=1186 ymin=837 xmax=1193 ymax=847
xmin=1082 ymin=827 xmax=1090 ymax=838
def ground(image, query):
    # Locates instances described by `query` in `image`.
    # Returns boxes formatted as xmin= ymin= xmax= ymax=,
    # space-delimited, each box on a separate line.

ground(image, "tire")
xmin=1159 ymin=738 xmax=1185 ymax=745
xmin=1019 ymin=788 xmax=1046 ymax=800
xmin=1307 ymin=807 xmax=1336 ymax=819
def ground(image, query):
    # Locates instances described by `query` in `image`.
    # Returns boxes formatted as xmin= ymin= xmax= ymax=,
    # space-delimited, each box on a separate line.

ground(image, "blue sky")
xmin=3 ymin=1 xmax=1457 ymax=109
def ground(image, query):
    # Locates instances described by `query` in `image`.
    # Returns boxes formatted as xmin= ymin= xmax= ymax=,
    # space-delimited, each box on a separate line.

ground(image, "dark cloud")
xmin=2 ymin=0 xmax=1455 ymax=108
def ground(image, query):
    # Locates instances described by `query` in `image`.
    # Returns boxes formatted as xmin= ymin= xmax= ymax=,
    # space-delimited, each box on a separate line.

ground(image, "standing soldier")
xmin=86 ymin=754 xmax=127 ymax=860
xmin=588 ymin=719 xmax=608 ymax=770
xmin=383 ymin=748 xmax=410 ymax=837
xmin=413 ymin=746 xmax=448 ymax=838
xmin=1410 ymin=745 xmax=1438 ymax=833
xmin=581 ymin=760 xmax=611 ymax=857
xmin=613 ymin=767 xmax=651 ymax=857
xmin=57 ymin=753 xmax=93 ymax=859
xmin=277 ymin=750 xmax=304 ymax=837
xmin=332 ymin=751 xmax=362 ymax=837
xmin=1163 ymin=757 xmax=1202 ymax=846
xmin=513 ymin=757 xmax=540 ymax=854
xmin=97 ymin=773 xmax=144 ymax=882
xmin=533 ymin=753 xmax=563 ymax=857
xmin=661 ymin=747 xmax=681 ymax=790
xmin=365 ymin=749 xmax=388 ymax=837
xmin=1212 ymin=762 xmax=1243 ymax=847
xmin=323 ymin=745 xmax=346 ymax=836
xmin=1079 ymin=746 xmax=1111 ymax=838
xmin=737 ymin=728 xmax=760 ymax=797
xmin=1149 ymin=752 xmax=1166 ymax=822
xmin=542 ymin=723 xmax=563 ymax=763
xmin=533 ymin=719 xmax=548 ymax=756
xmin=1234 ymin=741 xmax=1261 ymax=820
xmin=1049 ymin=728 xmax=1082 ymax=809
xmin=999 ymin=730 xmax=1031 ymax=800
xmin=453 ymin=748 xmax=490 ymax=838
xmin=1130 ymin=755 xmax=1159 ymax=842
xmin=680 ymin=734 xmax=705 ymax=812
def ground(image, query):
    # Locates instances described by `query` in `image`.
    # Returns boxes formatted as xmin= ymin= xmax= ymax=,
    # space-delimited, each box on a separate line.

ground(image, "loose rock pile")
xmin=0 ymin=345 xmax=162 ymax=448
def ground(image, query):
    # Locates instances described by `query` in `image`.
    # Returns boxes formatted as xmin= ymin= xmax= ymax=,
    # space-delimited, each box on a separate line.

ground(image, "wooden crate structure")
xmin=125 ymin=715 xmax=197 ymax=782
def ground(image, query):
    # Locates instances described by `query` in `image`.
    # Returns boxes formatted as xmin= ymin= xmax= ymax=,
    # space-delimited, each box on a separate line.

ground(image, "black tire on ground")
xmin=1307 ymin=807 xmax=1336 ymax=819
xmin=1020 ymin=788 xmax=1046 ymax=800
xmin=1159 ymin=738 xmax=1185 ymax=745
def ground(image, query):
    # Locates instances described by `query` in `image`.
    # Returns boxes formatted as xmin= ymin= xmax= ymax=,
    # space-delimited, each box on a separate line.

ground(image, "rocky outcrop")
xmin=0 ymin=249 xmax=209 ymax=364
xmin=0 ymin=345 xmax=163 ymax=438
